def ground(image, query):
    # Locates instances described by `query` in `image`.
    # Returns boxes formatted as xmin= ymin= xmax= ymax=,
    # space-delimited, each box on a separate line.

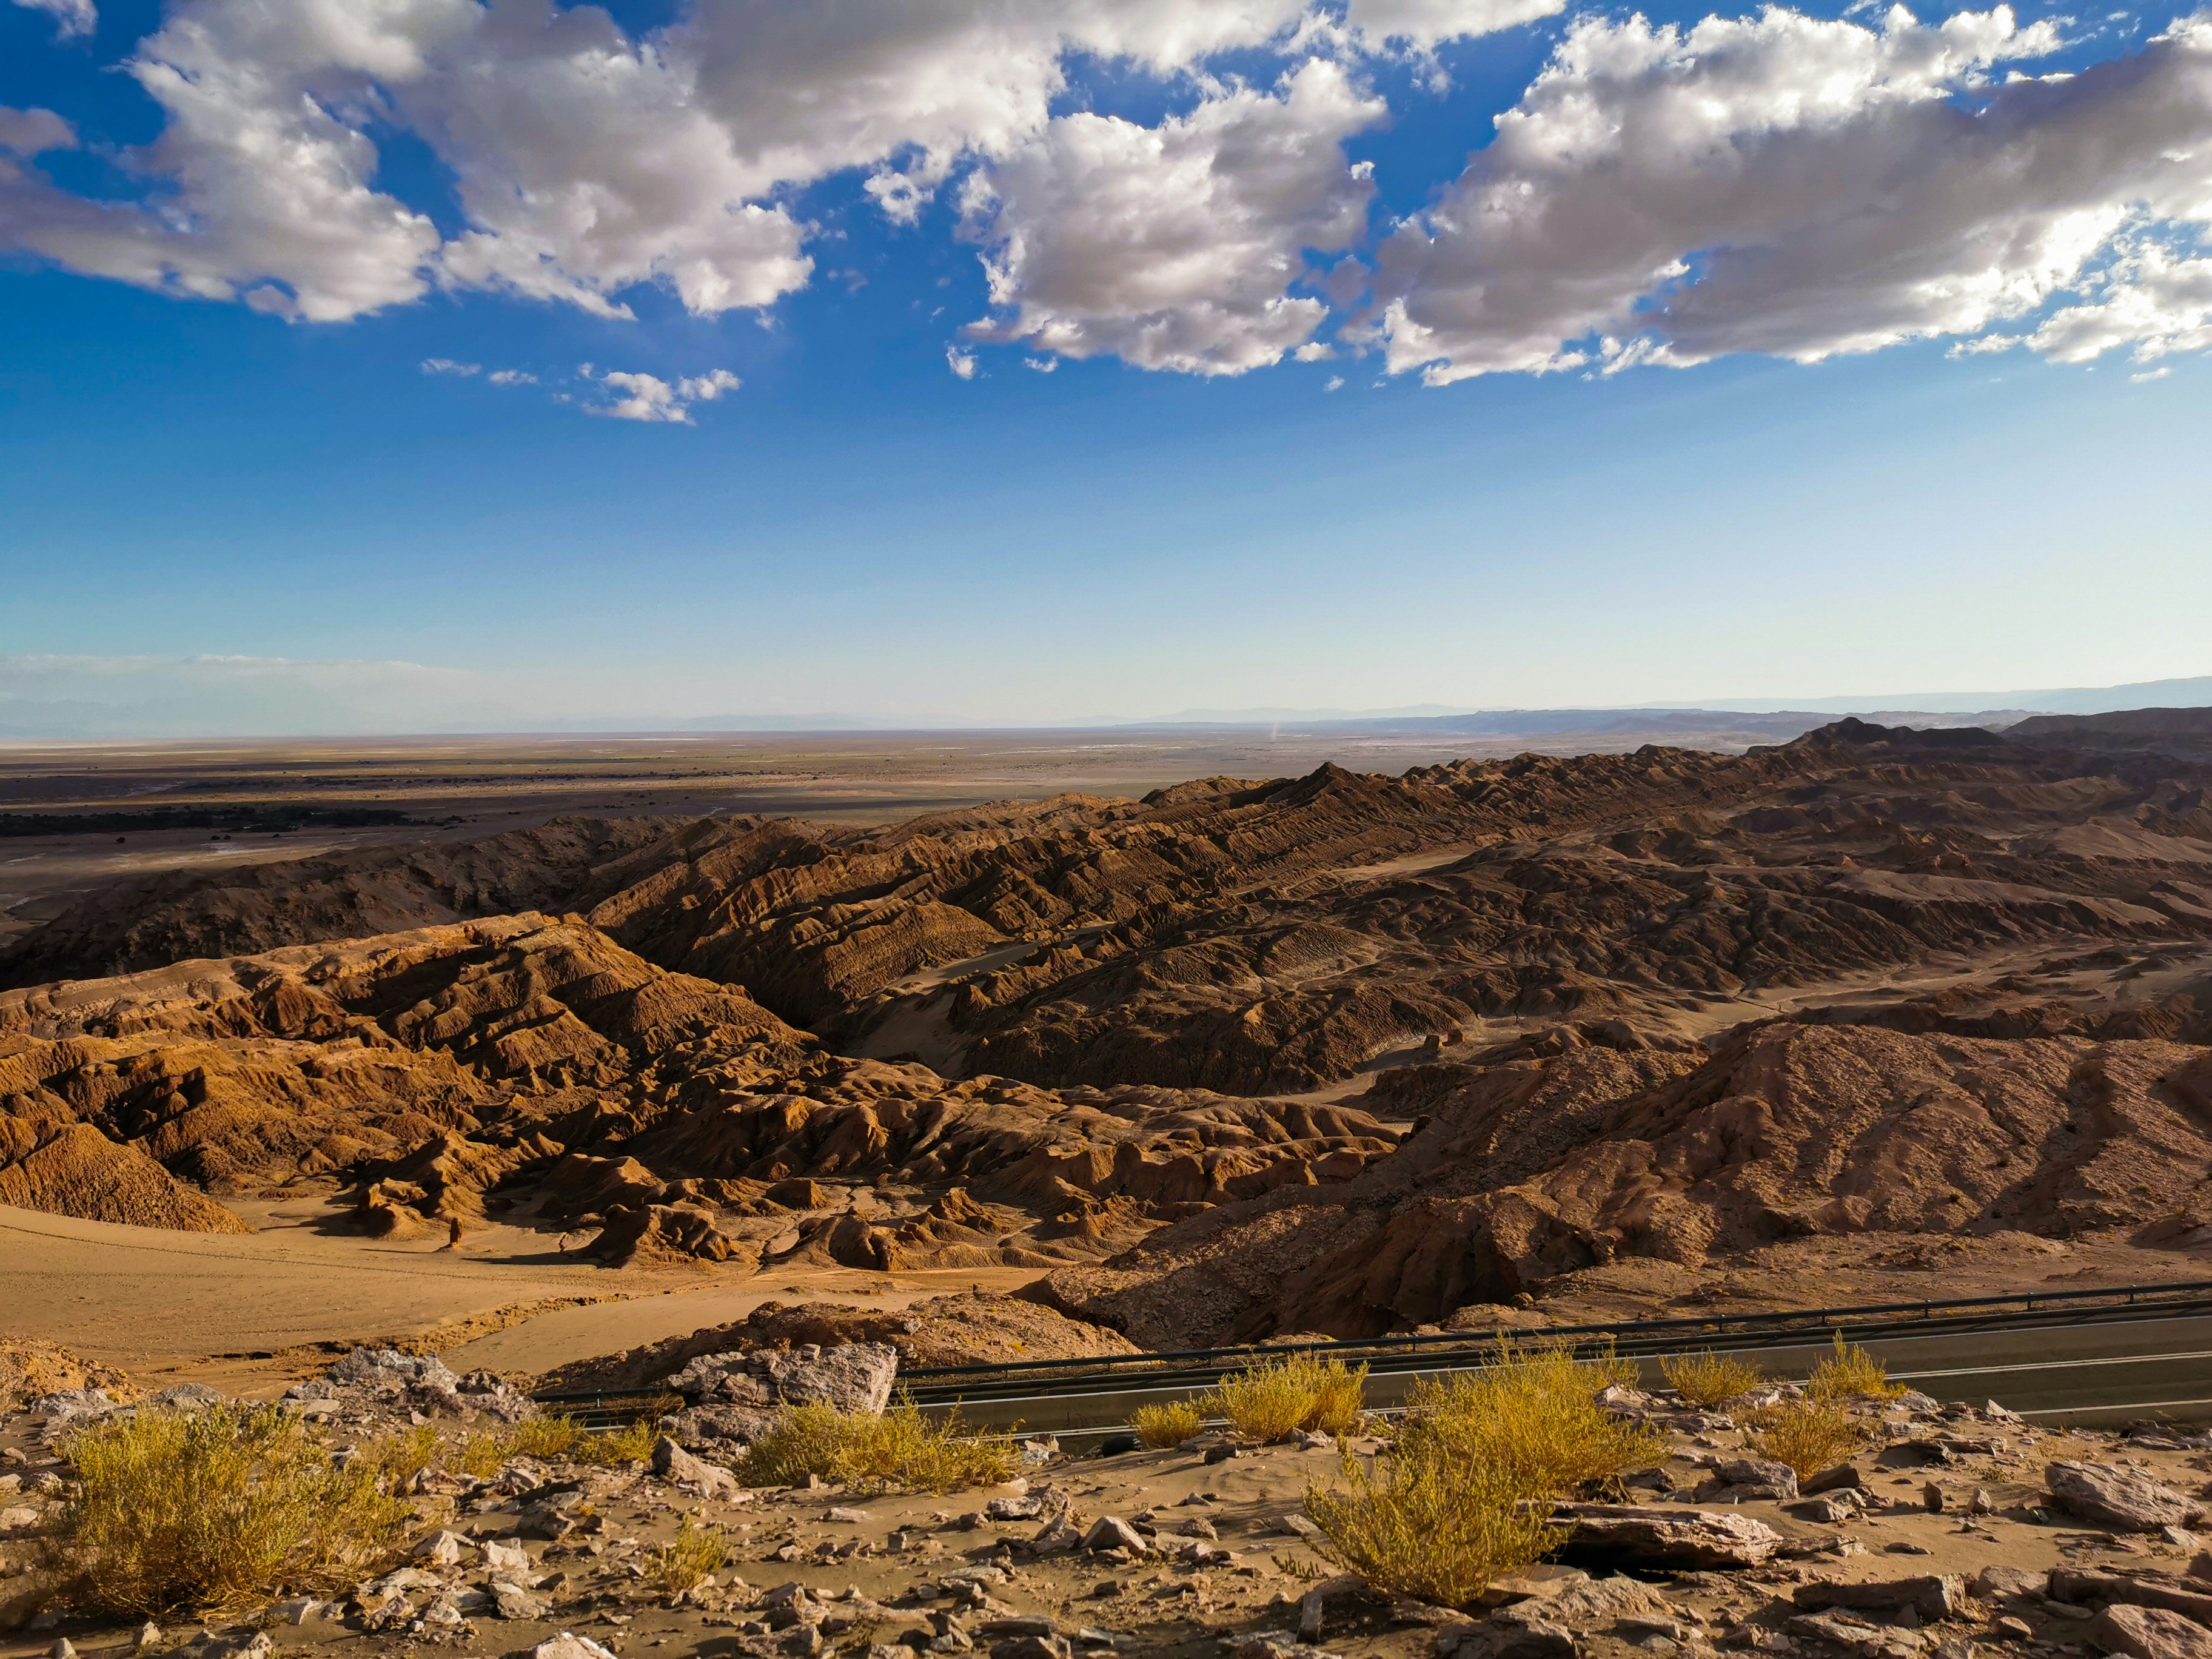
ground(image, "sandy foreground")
xmin=0 ymin=1204 xmax=1040 ymax=1394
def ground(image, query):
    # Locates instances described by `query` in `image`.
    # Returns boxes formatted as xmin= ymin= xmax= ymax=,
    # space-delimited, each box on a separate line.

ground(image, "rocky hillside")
xmin=4 ymin=714 xmax=2211 ymax=1339
xmin=0 ymin=915 xmax=1396 ymax=1269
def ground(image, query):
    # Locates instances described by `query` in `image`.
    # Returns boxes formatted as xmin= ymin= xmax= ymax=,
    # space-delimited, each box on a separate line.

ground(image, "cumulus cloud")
xmin=10 ymin=0 xmax=95 ymax=41
xmin=585 ymin=366 xmax=741 ymax=423
xmin=1367 ymin=5 xmax=2212 ymax=380
xmin=487 ymin=368 xmax=537 ymax=386
xmin=10 ymin=0 xmax=2208 ymax=385
xmin=962 ymin=59 xmax=1386 ymax=375
xmin=0 ymin=0 xmax=1403 ymax=333
xmin=2025 ymin=240 xmax=2212 ymax=363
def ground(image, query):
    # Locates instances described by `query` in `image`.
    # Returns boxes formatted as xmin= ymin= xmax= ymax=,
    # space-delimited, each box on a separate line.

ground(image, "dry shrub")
xmin=1204 ymin=1353 xmax=1370 ymax=1443
xmin=573 ymin=1418 xmax=659 ymax=1466
xmin=647 ymin=1515 xmax=728 ymax=1594
xmin=1130 ymin=1399 xmax=1205 ymax=1448
xmin=364 ymin=1421 xmax=441 ymax=1489
xmin=1304 ymin=1443 xmax=1558 ymax=1609
xmin=1747 ymin=1397 xmax=1865 ymax=1479
xmin=1301 ymin=1339 xmax=1661 ymax=1611
xmin=1658 ymin=1350 xmax=1765 ymax=1407
xmin=503 ymin=1415 xmax=586 ymax=1461
xmin=1406 ymin=1340 xmax=1666 ymax=1499
xmin=736 ymin=1400 xmax=1017 ymax=1493
xmin=454 ymin=1432 xmax=507 ymax=1479
xmin=366 ymin=1410 xmax=654 ymax=1489
xmin=56 ymin=1405 xmax=409 ymax=1617
xmin=1805 ymin=1334 xmax=1905 ymax=1403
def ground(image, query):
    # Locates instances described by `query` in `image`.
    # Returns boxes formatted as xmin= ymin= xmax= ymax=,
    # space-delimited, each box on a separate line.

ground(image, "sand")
xmin=0 ymin=1201 xmax=1055 ymax=1395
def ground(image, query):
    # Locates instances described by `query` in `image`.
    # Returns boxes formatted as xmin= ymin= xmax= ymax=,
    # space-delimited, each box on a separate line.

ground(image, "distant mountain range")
xmin=2 ymin=658 xmax=2205 ymax=740
xmin=1131 ymin=676 xmax=2212 ymax=732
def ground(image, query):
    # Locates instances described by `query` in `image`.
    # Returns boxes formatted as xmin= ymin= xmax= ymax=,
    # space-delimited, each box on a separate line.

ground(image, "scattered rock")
xmin=2049 ymin=1463 xmax=2206 ymax=1533
xmin=2051 ymin=1570 xmax=2212 ymax=1624
xmin=651 ymin=1435 xmax=742 ymax=1499
xmin=523 ymin=1636 xmax=622 ymax=1659
xmin=414 ymin=1530 xmax=467 ymax=1566
xmin=1550 ymin=1504 xmax=1785 ymax=1569
xmin=1791 ymin=1576 xmax=1962 ymax=1621
xmin=2086 ymin=1603 xmax=2212 ymax=1659
xmin=1972 ymin=1566 xmax=2048 ymax=1601
xmin=1435 ymin=1617 xmax=1579 ymax=1658
xmin=668 ymin=1344 xmax=899 ymax=1418
xmin=1786 ymin=1611 xmax=1926 ymax=1656
xmin=1081 ymin=1518 xmax=1147 ymax=1555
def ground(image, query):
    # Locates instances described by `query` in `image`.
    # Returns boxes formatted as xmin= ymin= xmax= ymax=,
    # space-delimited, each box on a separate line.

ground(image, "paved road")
xmin=910 ymin=1310 xmax=2212 ymax=1437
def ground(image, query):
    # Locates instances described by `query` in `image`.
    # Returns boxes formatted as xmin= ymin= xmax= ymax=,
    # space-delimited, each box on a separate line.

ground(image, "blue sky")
xmin=2 ymin=0 xmax=2208 ymax=732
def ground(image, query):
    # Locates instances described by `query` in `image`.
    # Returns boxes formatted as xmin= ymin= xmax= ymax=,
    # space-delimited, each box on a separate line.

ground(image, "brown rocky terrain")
xmin=3 ymin=711 xmax=2212 ymax=1361
xmin=0 ymin=914 xmax=1396 ymax=1280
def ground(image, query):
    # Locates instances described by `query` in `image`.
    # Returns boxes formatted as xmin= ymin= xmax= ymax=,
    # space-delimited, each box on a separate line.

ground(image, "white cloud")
xmin=0 ymin=108 xmax=76 ymax=155
xmin=1326 ymin=372 xmax=1346 ymax=388
xmin=12 ymin=0 xmax=2205 ymax=386
xmin=487 ymin=368 xmax=537 ymax=386
xmin=2132 ymin=364 xmax=2174 ymax=379
xmin=10 ymin=0 xmax=95 ymax=41
xmin=2024 ymin=240 xmax=2212 ymax=363
xmin=1339 ymin=0 xmax=1567 ymax=49
xmin=585 ymin=365 xmax=740 ymax=423
xmin=947 ymin=345 xmax=978 ymax=379
xmin=0 ymin=0 xmax=1366 ymax=333
xmin=1023 ymin=355 xmax=1058 ymax=372
xmin=1367 ymin=5 xmax=2212 ymax=381
xmin=420 ymin=357 xmax=479 ymax=375
xmin=962 ymin=59 xmax=1386 ymax=375
xmin=0 ymin=0 xmax=1568 ymax=356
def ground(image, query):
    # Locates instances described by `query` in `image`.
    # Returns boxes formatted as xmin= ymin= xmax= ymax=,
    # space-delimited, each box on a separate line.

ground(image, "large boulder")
xmin=1792 ymin=1577 xmax=1963 ymax=1621
xmin=284 ymin=1347 xmax=535 ymax=1427
xmin=2048 ymin=1463 xmax=2206 ymax=1533
xmin=2088 ymin=1604 xmax=2212 ymax=1659
xmin=1549 ymin=1504 xmax=1783 ymax=1569
xmin=650 ymin=1436 xmax=743 ymax=1499
xmin=669 ymin=1342 xmax=898 ymax=1417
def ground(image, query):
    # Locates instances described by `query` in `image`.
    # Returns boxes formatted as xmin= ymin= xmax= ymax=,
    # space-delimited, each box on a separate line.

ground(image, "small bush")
xmin=55 ymin=1405 xmax=411 ymax=1618
xmin=1130 ymin=1399 xmax=1205 ymax=1448
xmin=454 ymin=1432 xmax=507 ymax=1479
xmin=1805 ymin=1333 xmax=1905 ymax=1403
xmin=1204 ymin=1353 xmax=1369 ymax=1443
xmin=647 ymin=1515 xmax=728 ymax=1594
xmin=364 ymin=1421 xmax=440 ymax=1490
xmin=1657 ymin=1350 xmax=1765 ymax=1407
xmin=504 ymin=1415 xmax=586 ymax=1461
xmin=1300 ymin=1339 xmax=1663 ymax=1611
xmin=1747 ymin=1397 xmax=1865 ymax=1480
xmin=1304 ymin=1441 xmax=1558 ymax=1608
xmin=574 ymin=1418 xmax=659 ymax=1466
xmin=1405 ymin=1340 xmax=1666 ymax=1498
xmin=736 ymin=1400 xmax=1017 ymax=1493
